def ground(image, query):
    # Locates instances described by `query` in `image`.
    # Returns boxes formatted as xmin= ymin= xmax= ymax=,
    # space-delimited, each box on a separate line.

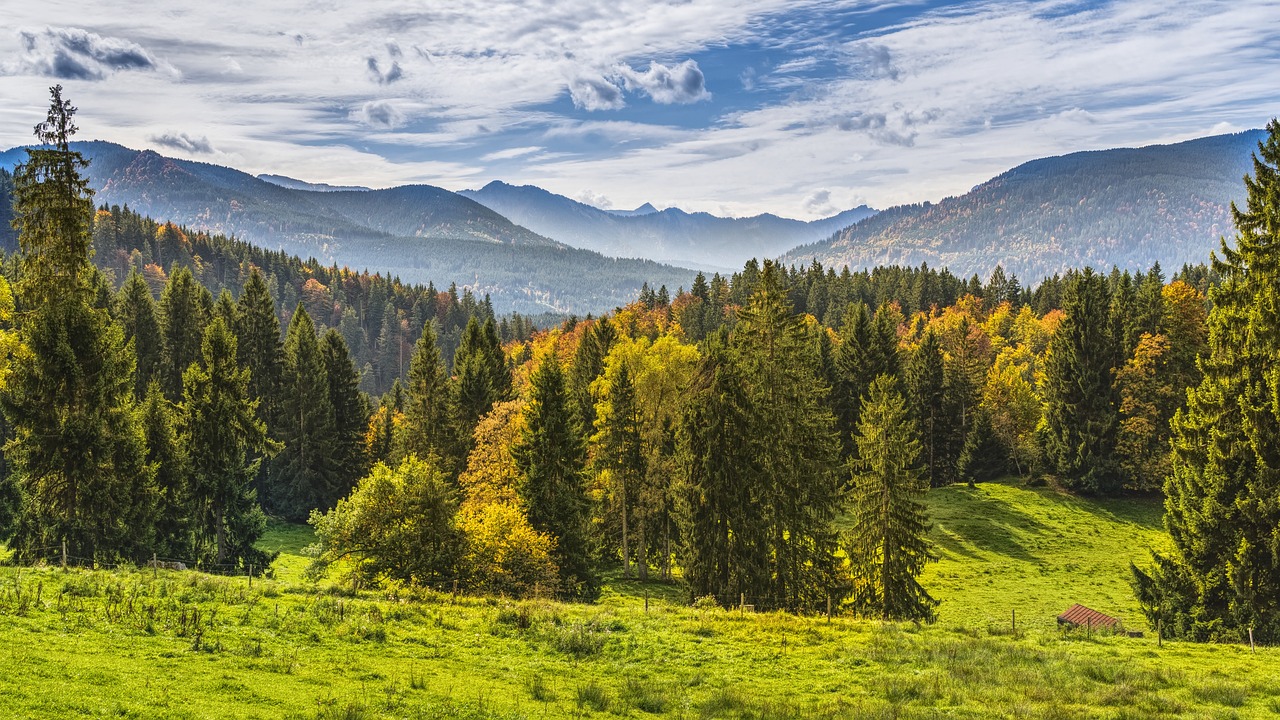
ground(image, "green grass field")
xmin=0 ymin=479 xmax=1275 ymax=719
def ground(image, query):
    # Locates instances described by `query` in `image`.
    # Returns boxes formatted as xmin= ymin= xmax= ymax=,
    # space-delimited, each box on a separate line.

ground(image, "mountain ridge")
xmin=782 ymin=130 xmax=1265 ymax=281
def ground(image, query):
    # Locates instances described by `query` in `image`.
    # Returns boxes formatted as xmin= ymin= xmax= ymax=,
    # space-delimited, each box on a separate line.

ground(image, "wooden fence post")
xmin=61 ymin=540 xmax=67 ymax=570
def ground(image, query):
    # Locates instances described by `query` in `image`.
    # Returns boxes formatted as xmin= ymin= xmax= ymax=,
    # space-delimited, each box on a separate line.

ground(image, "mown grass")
xmin=0 ymin=479 xmax=1273 ymax=719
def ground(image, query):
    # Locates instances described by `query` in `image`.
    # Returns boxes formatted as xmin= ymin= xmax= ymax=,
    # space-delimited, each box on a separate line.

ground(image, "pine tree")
xmin=732 ymin=262 xmax=842 ymax=612
xmin=1134 ymin=120 xmax=1280 ymax=642
xmin=594 ymin=362 xmax=644 ymax=578
xmin=234 ymin=269 xmax=283 ymax=422
xmin=3 ymin=86 xmax=156 ymax=563
xmin=1040 ymin=268 xmax=1121 ymax=494
xmin=956 ymin=406 xmax=1007 ymax=486
xmin=320 ymin=328 xmax=370 ymax=506
xmin=399 ymin=318 xmax=458 ymax=471
xmin=570 ymin=317 xmax=616 ymax=430
xmin=677 ymin=334 xmax=766 ymax=605
xmin=269 ymin=306 xmax=338 ymax=520
xmin=905 ymin=331 xmax=947 ymax=487
xmin=158 ymin=265 xmax=212 ymax=402
xmin=454 ymin=315 xmax=510 ymax=443
xmin=117 ymin=271 xmax=163 ymax=399
xmin=513 ymin=353 xmax=596 ymax=599
xmin=142 ymin=380 xmax=191 ymax=558
xmin=182 ymin=317 xmax=274 ymax=570
xmin=832 ymin=303 xmax=899 ymax=461
xmin=847 ymin=374 xmax=937 ymax=621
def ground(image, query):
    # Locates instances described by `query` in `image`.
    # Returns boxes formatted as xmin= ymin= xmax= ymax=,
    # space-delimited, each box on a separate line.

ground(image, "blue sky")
xmin=1 ymin=0 xmax=1277 ymax=218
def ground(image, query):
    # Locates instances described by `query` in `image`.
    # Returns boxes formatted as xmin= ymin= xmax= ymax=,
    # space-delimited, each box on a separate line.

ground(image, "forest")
xmin=2 ymin=89 xmax=1279 ymax=649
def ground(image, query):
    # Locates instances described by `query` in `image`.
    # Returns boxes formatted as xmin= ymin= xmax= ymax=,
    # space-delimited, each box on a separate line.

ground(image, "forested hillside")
xmin=0 ymin=143 xmax=697 ymax=314
xmin=461 ymin=181 xmax=877 ymax=269
xmin=784 ymin=130 xmax=1265 ymax=281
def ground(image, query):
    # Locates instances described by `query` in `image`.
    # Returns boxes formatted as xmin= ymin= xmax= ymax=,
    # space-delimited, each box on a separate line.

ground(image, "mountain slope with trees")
xmin=0 ymin=142 xmax=696 ymax=314
xmin=784 ymin=130 xmax=1266 ymax=282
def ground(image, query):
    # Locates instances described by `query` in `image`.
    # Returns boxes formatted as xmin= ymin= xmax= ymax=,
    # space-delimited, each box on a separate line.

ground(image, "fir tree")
xmin=733 ymin=262 xmax=842 ymax=612
xmin=905 ymin=331 xmax=948 ymax=487
xmin=570 ymin=317 xmax=616 ymax=430
xmin=594 ymin=362 xmax=644 ymax=578
xmin=513 ymin=353 xmax=597 ymax=599
xmin=182 ymin=318 xmax=274 ymax=570
xmin=956 ymin=406 xmax=1007 ymax=486
xmin=158 ymin=265 xmax=212 ymax=402
xmin=142 ymin=380 xmax=191 ymax=558
xmin=1134 ymin=120 xmax=1280 ymax=642
xmin=454 ymin=315 xmax=510 ymax=442
xmin=117 ymin=271 xmax=163 ymax=399
xmin=320 ymin=328 xmax=370 ymax=505
xmin=399 ymin=318 xmax=458 ymax=471
xmin=847 ymin=374 xmax=937 ymax=621
xmin=269 ymin=306 xmax=337 ymax=520
xmin=3 ymin=86 xmax=156 ymax=563
xmin=234 ymin=269 xmax=283 ymax=422
xmin=1040 ymin=268 xmax=1121 ymax=494
xmin=677 ymin=334 xmax=766 ymax=605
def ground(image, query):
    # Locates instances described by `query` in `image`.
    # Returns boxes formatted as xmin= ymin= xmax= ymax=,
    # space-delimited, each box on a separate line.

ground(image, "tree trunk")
xmin=216 ymin=504 xmax=227 ymax=565
xmin=621 ymin=477 xmax=630 ymax=579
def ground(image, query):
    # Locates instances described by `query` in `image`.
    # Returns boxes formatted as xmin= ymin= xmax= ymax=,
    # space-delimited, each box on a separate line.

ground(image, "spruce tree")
xmin=1040 ymin=268 xmax=1120 ymax=494
xmin=513 ymin=353 xmax=597 ymax=599
xmin=320 ymin=328 xmax=370 ymax=505
xmin=733 ymin=262 xmax=842 ymax=612
xmin=1134 ymin=120 xmax=1280 ymax=641
xmin=234 ymin=269 xmax=284 ymax=422
xmin=183 ymin=317 xmax=274 ymax=570
xmin=570 ymin=317 xmax=616 ymax=430
xmin=677 ymin=334 xmax=766 ymax=604
xmin=3 ymin=86 xmax=156 ymax=563
xmin=142 ymin=380 xmax=191 ymax=558
xmin=454 ymin=315 xmax=510 ymax=443
xmin=117 ymin=271 xmax=163 ymax=399
xmin=847 ymin=374 xmax=937 ymax=621
xmin=269 ymin=306 xmax=337 ymax=520
xmin=905 ymin=331 xmax=947 ymax=487
xmin=158 ymin=265 xmax=212 ymax=402
xmin=399 ymin=318 xmax=458 ymax=471
xmin=956 ymin=406 xmax=1007 ymax=486
xmin=594 ymin=362 xmax=644 ymax=578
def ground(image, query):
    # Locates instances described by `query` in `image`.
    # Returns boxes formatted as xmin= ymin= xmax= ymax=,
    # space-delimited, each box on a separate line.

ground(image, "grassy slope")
xmin=0 ymin=480 xmax=1275 ymax=720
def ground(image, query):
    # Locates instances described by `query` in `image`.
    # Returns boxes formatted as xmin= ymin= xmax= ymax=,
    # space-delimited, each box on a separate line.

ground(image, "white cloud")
xmin=149 ymin=131 xmax=215 ymax=154
xmin=480 ymin=146 xmax=543 ymax=162
xmin=616 ymin=60 xmax=709 ymax=105
xmin=5 ymin=26 xmax=170 ymax=80
xmin=351 ymin=99 xmax=406 ymax=129
xmin=568 ymin=75 xmax=624 ymax=111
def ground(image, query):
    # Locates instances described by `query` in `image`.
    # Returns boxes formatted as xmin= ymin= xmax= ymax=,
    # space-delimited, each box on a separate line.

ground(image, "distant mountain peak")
xmin=607 ymin=202 xmax=659 ymax=217
xmin=259 ymin=173 xmax=370 ymax=193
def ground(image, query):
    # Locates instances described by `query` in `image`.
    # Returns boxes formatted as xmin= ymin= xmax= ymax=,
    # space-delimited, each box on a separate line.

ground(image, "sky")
xmin=0 ymin=0 xmax=1277 ymax=219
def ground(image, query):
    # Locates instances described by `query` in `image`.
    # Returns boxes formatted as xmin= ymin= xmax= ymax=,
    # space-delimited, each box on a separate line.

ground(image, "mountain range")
xmin=782 ymin=130 xmax=1265 ymax=282
xmin=1 ymin=128 xmax=1269 ymax=313
xmin=459 ymin=181 xmax=877 ymax=270
xmin=0 ymin=141 xmax=697 ymax=314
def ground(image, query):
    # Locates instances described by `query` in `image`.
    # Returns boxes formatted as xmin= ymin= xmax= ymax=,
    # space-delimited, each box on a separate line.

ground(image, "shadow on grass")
xmin=929 ymin=482 xmax=1048 ymax=564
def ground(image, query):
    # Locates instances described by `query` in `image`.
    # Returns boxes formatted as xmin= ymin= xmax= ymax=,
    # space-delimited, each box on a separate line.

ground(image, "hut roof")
xmin=1057 ymin=604 xmax=1118 ymax=629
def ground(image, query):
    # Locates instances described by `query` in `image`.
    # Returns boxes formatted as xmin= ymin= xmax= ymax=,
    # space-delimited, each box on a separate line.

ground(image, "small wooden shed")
xmin=1057 ymin=603 xmax=1119 ymax=631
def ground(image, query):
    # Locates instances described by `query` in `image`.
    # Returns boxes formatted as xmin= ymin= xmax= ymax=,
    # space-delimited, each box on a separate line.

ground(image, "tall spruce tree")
xmin=732 ymin=261 xmax=842 ymax=612
xmin=3 ymin=86 xmax=156 ymax=563
xmin=117 ymin=271 xmax=163 ymax=399
xmin=182 ymin=318 xmax=274 ymax=570
xmin=454 ymin=315 xmax=510 ymax=443
xmin=513 ymin=353 xmax=597 ymax=599
xmin=399 ymin=318 xmax=458 ymax=471
xmin=234 ymin=269 xmax=284 ymax=422
xmin=320 ymin=328 xmax=370 ymax=506
xmin=142 ymin=380 xmax=191 ymax=559
xmin=847 ymin=374 xmax=937 ymax=621
xmin=594 ymin=362 xmax=644 ymax=578
xmin=677 ymin=334 xmax=766 ymax=605
xmin=1040 ymin=268 xmax=1121 ymax=494
xmin=269 ymin=306 xmax=338 ymax=520
xmin=905 ymin=331 xmax=948 ymax=487
xmin=158 ymin=265 xmax=212 ymax=402
xmin=1134 ymin=120 xmax=1280 ymax=642
xmin=570 ymin=317 xmax=616 ymax=430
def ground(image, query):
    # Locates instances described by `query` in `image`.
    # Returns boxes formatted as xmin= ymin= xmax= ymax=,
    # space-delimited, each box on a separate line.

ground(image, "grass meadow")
xmin=0 ymin=479 xmax=1276 ymax=719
